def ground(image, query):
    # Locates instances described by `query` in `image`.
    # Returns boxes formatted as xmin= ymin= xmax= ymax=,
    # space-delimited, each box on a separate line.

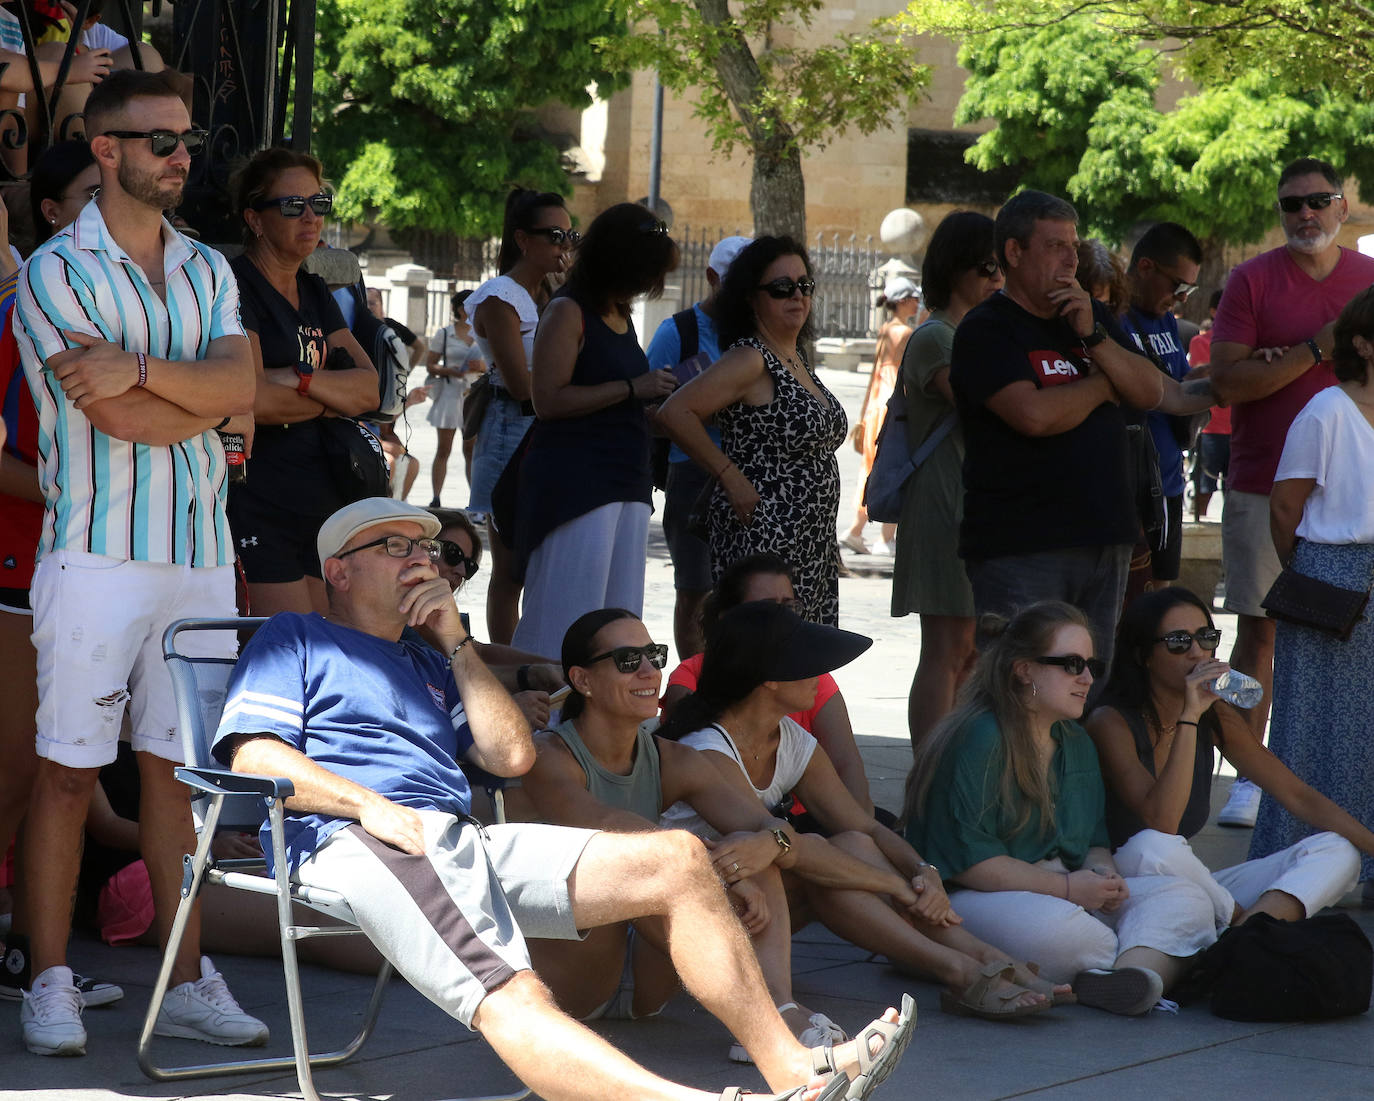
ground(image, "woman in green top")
xmin=891 ymin=212 xmax=1004 ymax=752
xmin=904 ymin=602 xmax=1217 ymax=1015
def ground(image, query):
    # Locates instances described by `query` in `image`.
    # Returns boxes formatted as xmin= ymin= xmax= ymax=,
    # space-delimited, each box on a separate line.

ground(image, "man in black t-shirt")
xmin=950 ymin=190 xmax=1164 ymax=673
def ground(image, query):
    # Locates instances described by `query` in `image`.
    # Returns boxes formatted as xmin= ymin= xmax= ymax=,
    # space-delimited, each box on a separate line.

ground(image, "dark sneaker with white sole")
xmin=1 ymin=935 xmax=122 ymax=1008
xmin=1073 ymin=966 xmax=1164 ymax=1016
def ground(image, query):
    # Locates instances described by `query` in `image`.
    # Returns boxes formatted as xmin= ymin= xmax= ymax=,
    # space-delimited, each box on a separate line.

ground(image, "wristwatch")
xmin=769 ymin=827 xmax=791 ymax=855
xmin=1081 ymin=323 xmax=1109 ymax=349
xmin=295 ymin=361 xmax=314 ymax=396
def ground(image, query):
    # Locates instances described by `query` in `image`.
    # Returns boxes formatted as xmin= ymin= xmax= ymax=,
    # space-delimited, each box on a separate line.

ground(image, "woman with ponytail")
xmin=903 ymin=602 xmax=1217 ymax=1015
xmin=467 ymin=188 xmax=574 ymax=642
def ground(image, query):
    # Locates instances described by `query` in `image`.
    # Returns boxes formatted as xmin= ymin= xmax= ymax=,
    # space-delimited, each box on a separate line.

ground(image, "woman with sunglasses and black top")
xmin=1087 ymin=587 xmax=1365 ymax=928
xmin=892 ymin=212 xmax=1003 ymax=752
xmin=658 ymin=236 xmax=846 ymax=626
xmin=467 ymin=188 xmax=575 ymax=645
xmin=227 ymin=148 xmax=379 ymax=617
xmin=504 ymin=202 xmax=678 ymax=659
xmin=904 ymin=601 xmax=1219 ymax=1015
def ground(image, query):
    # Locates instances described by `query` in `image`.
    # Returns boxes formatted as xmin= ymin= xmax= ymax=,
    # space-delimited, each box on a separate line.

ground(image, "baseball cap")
xmin=715 ymin=601 xmax=872 ymax=681
xmin=883 ymin=275 xmax=920 ymax=303
xmin=708 ymin=235 xmax=753 ymax=278
xmin=316 ymin=497 xmax=442 ymax=569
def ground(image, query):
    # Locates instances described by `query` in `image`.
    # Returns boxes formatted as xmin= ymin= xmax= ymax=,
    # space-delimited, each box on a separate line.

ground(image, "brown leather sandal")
xmin=939 ymin=960 xmax=1053 ymax=1020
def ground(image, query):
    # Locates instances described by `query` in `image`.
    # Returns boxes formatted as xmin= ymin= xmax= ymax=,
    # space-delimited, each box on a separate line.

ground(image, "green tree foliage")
xmin=313 ymin=0 xmax=627 ymax=238
xmin=603 ymin=0 xmax=929 ymax=237
xmin=949 ymin=15 xmax=1374 ymax=252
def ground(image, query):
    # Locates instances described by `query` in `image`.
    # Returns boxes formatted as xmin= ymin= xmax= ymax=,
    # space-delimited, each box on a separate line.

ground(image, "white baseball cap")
xmin=708 ymin=235 xmax=753 ymax=278
xmin=883 ymin=275 xmax=920 ymax=302
xmin=317 ymin=497 xmax=442 ymax=569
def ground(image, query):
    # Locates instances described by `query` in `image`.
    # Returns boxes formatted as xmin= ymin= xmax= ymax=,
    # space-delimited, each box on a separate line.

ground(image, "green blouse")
xmin=904 ymin=711 xmax=1111 ymax=883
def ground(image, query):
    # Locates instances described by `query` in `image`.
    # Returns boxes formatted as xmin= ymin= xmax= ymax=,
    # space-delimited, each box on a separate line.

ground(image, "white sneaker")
xmin=21 ymin=965 xmax=86 ymax=1056
xmin=1218 ymin=778 xmax=1260 ymax=828
xmin=154 ymin=957 xmax=269 ymax=1047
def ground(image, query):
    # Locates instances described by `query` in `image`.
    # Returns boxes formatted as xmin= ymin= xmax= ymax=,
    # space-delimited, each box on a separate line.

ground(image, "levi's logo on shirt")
xmin=1029 ymin=350 xmax=1083 ymax=387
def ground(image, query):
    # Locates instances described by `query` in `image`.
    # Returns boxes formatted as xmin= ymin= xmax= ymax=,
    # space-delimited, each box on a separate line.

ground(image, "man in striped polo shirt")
xmin=14 ymin=70 xmax=265 ymax=1057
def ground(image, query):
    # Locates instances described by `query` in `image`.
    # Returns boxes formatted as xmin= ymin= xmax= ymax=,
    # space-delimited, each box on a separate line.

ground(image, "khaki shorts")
xmin=1221 ymin=490 xmax=1282 ymax=617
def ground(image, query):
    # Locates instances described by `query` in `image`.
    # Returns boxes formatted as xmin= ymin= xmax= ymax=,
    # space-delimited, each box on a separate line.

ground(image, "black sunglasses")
xmin=1276 ymin=191 xmax=1342 ymax=214
xmin=1153 ymin=627 xmax=1222 ymax=654
xmin=336 ymin=535 xmax=441 ymax=561
xmin=527 ymin=226 xmax=581 ymax=247
xmin=251 ymin=192 xmax=333 ymax=218
xmin=102 ymin=128 xmax=208 ymax=157
xmin=639 ymin=219 xmax=669 ymax=236
xmin=758 ymin=276 xmax=816 ymax=299
xmin=439 ymin=539 xmax=480 ymax=580
xmin=584 ymin=644 xmax=669 ymax=674
xmin=975 ymin=259 xmax=1000 ymax=278
xmin=1035 ymin=653 xmax=1105 ymax=678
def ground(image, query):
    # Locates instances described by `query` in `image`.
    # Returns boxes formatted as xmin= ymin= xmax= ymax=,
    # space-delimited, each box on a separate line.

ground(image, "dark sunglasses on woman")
xmin=1035 ymin=653 xmax=1106 ymax=677
xmin=102 ymin=128 xmax=209 ymax=157
xmin=251 ymin=193 xmax=334 ymax=218
xmin=975 ymin=259 xmax=1000 ymax=278
xmin=528 ymin=226 xmax=581 ymax=247
xmin=1153 ymin=627 xmax=1222 ymax=654
xmin=584 ymin=644 xmax=670 ymax=674
xmin=439 ymin=539 xmax=480 ymax=580
xmin=757 ymin=276 xmax=816 ymax=299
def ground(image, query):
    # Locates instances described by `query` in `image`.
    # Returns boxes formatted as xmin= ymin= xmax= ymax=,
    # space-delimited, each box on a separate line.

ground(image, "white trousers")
xmin=1113 ymin=828 xmax=1360 ymax=929
xmin=948 ymin=858 xmax=1218 ymax=984
xmin=513 ymin=501 xmax=651 ymax=658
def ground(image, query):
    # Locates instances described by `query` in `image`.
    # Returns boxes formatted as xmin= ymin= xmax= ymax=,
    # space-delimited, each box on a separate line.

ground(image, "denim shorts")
xmin=468 ymin=393 xmax=533 ymax=515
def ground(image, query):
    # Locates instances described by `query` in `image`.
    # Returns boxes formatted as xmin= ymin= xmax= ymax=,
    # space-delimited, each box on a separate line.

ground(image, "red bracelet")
xmin=135 ymin=352 xmax=147 ymax=388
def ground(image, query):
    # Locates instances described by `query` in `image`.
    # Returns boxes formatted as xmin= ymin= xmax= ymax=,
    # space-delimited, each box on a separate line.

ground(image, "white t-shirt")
xmin=659 ymin=717 xmax=817 ymax=840
xmin=1275 ymin=386 xmax=1374 ymax=544
xmin=82 ymin=23 xmax=130 ymax=51
xmin=427 ymin=323 xmax=482 ymax=368
xmin=465 ymin=274 xmax=537 ymax=386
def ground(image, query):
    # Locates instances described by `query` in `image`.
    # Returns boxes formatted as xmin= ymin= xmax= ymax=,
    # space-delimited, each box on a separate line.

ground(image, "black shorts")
xmin=226 ymin=492 xmax=331 ymax=583
xmin=1151 ymin=494 xmax=1185 ymax=582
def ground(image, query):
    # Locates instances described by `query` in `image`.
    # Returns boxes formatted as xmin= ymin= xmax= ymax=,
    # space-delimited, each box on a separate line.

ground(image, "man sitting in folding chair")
xmin=212 ymin=497 xmax=913 ymax=1101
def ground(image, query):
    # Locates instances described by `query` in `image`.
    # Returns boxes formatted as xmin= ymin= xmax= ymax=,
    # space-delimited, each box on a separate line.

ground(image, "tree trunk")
xmin=1184 ymin=236 xmax=1228 ymax=325
xmin=694 ymin=0 xmax=806 ymax=241
xmin=750 ymin=140 xmax=806 ymax=240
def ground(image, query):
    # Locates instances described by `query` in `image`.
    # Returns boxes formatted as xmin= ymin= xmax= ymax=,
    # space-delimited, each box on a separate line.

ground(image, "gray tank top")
xmin=553 ymin=718 xmax=663 ymax=821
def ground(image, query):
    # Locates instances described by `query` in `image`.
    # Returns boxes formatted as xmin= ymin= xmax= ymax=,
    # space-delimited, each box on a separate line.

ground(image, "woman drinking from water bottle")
xmin=1087 ymin=586 xmax=1369 ymax=928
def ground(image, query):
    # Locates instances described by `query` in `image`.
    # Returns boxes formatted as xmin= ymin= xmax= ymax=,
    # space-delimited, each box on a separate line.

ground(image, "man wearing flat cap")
xmin=213 ymin=496 xmax=911 ymax=1101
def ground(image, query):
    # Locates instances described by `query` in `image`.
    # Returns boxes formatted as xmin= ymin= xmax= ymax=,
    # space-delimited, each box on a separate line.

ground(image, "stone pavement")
xmin=6 ymin=365 xmax=1371 ymax=1100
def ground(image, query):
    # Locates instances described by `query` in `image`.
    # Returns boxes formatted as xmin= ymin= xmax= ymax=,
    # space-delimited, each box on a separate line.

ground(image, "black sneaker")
xmin=0 ymin=936 xmax=122 ymax=1008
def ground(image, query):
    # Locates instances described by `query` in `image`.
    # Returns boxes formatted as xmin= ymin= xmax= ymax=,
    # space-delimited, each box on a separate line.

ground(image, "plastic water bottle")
xmin=1210 ymin=670 xmax=1263 ymax=709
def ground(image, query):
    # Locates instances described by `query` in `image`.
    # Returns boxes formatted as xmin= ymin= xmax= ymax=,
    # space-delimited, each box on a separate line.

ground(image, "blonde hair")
xmin=902 ymin=602 xmax=1092 ymax=839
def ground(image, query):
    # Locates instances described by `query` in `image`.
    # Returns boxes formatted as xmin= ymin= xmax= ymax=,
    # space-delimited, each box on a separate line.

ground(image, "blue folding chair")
xmin=138 ymin=617 xmax=527 ymax=1101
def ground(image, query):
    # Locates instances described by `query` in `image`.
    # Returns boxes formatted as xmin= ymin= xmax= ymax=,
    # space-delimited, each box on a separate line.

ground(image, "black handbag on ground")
xmin=1261 ymin=559 xmax=1372 ymax=640
xmin=1173 ymin=912 xmax=1372 ymax=1021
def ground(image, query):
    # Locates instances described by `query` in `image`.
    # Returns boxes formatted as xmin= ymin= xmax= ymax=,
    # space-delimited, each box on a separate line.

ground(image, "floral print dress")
xmin=708 ymin=337 xmax=848 ymax=625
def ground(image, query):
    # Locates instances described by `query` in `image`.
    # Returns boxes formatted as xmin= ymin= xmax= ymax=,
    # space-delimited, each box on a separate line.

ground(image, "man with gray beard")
xmin=1207 ymin=157 xmax=1374 ymax=826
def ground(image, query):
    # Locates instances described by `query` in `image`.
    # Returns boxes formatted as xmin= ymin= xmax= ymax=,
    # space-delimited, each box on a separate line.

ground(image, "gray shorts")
xmin=297 ymin=811 xmax=597 ymax=1028
xmin=1221 ymin=489 xmax=1281 ymax=617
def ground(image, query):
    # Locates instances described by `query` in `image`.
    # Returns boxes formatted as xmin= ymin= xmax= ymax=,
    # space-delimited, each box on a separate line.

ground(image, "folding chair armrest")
xmin=175 ymin=765 xmax=295 ymax=801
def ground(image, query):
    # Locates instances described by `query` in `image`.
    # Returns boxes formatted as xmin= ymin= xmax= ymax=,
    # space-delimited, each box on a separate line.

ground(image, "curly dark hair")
xmin=561 ymin=203 xmax=678 ymax=317
xmin=715 ymin=236 xmax=815 ymax=348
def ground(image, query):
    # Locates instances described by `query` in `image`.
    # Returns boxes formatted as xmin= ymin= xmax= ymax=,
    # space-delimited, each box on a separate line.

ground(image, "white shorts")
xmin=297 ymin=811 xmax=597 ymax=1028
xmin=31 ymin=550 xmax=235 ymax=768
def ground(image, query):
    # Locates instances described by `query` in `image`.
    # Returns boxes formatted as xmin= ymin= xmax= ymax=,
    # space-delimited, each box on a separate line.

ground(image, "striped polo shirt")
xmin=15 ymin=200 xmax=246 ymax=566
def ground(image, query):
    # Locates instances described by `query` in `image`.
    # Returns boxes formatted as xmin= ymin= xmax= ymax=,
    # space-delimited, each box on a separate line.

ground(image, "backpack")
xmin=1173 ymin=911 xmax=1372 ymax=1021
xmin=862 ymin=319 xmax=954 ymax=525
xmin=345 ymin=280 xmax=412 ymax=425
xmin=650 ymin=307 xmax=701 ymax=491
